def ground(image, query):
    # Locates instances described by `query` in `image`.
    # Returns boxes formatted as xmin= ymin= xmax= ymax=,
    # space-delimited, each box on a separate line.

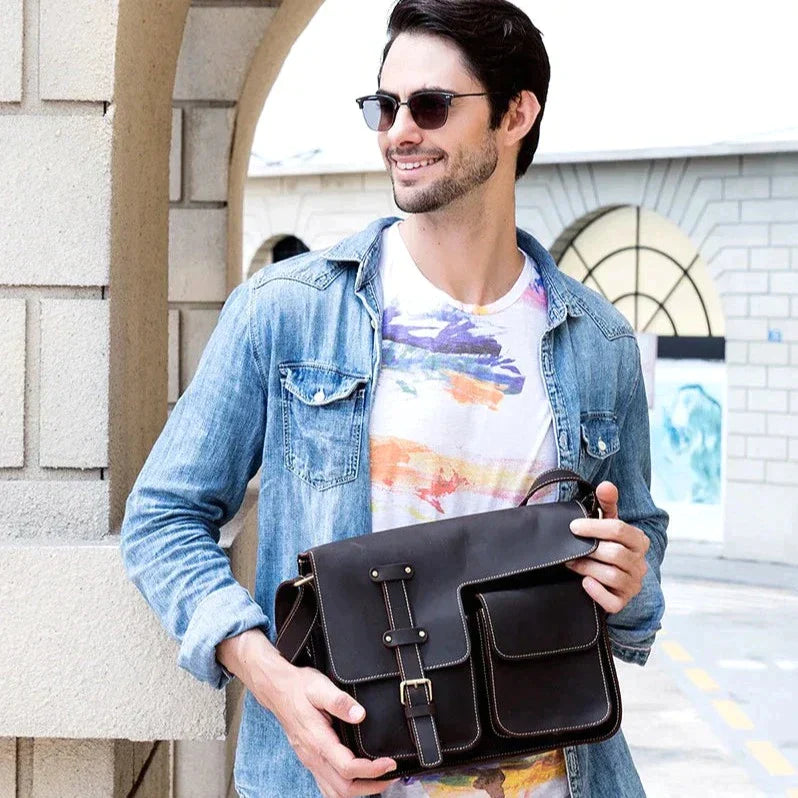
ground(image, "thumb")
xmin=595 ymin=481 xmax=619 ymax=519
xmin=310 ymin=680 xmax=366 ymax=724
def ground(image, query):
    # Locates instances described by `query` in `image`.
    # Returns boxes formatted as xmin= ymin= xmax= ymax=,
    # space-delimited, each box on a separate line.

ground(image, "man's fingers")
xmin=308 ymin=678 xmax=366 ymax=724
xmin=579 ymin=574 xmax=625 ymax=615
xmin=575 ymin=541 xmax=639 ymax=576
xmin=322 ymin=736 xmax=397 ymax=783
xmin=595 ymin=480 xmax=619 ymax=518
xmin=570 ymin=518 xmax=649 ymax=554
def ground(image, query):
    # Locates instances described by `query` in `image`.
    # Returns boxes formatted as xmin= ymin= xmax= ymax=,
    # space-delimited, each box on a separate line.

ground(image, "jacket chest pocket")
xmin=579 ymin=412 xmax=620 ymax=482
xmin=279 ymin=362 xmax=370 ymax=491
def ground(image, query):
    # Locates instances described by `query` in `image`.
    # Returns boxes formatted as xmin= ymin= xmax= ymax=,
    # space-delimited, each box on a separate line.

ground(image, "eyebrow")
xmin=376 ymin=85 xmax=455 ymax=99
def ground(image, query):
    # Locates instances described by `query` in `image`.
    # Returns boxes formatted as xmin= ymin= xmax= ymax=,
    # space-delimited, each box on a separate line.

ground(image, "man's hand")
xmin=564 ymin=480 xmax=650 ymax=615
xmin=217 ymin=630 xmax=400 ymax=798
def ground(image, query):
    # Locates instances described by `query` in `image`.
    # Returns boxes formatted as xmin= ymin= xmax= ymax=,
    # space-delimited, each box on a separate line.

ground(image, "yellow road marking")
xmin=746 ymin=741 xmax=796 ymax=776
xmin=662 ymin=640 xmax=693 ymax=662
xmin=712 ymin=699 xmax=754 ymax=730
xmin=685 ymin=667 xmax=720 ymax=692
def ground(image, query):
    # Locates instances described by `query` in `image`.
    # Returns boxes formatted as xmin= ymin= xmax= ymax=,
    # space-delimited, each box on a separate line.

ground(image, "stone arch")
xmin=246 ymin=233 xmax=310 ymax=277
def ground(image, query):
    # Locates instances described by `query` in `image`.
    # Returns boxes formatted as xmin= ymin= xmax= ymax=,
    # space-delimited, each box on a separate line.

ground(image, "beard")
xmin=389 ymin=131 xmax=499 ymax=214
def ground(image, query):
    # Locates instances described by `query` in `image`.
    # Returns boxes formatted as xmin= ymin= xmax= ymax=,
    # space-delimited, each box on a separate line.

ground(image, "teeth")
xmin=395 ymin=158 xmax=439 ymax=171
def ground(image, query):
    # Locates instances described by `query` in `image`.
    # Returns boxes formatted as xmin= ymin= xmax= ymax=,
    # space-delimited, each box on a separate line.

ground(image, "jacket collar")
xmin=324 ymin=215 xmax=583 ymax=327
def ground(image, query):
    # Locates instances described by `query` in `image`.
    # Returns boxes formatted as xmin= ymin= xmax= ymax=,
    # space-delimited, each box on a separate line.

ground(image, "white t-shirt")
xmin=369 ymin=222 xmax=569 ymax=797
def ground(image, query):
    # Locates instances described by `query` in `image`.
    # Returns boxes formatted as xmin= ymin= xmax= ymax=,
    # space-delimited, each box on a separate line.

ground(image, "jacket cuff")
xmin=177 ymin=583 xmax=271 ymax=689
xmin=609 ymin=633 xmax=654 ymax=666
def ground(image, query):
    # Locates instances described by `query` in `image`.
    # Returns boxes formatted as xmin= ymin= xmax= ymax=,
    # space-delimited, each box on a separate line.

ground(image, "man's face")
xmin=377 ymin=32 xmax=499 ymax=214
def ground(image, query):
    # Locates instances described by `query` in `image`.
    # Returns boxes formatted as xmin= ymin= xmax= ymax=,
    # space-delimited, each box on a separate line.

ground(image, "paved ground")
xmin=619 ymin=550 xmax=798 ymax=798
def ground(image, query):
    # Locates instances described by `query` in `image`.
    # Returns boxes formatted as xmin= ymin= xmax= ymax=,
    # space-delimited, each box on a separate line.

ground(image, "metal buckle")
xmin=399 ymin=677 xmax=432 ymax=706
xmin=293 ymin=574 xmax=314 ymax=587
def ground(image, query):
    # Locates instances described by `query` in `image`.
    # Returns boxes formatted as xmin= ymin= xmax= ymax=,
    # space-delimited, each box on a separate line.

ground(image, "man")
xmin=120 ymin=1 xmax=668 ymax=796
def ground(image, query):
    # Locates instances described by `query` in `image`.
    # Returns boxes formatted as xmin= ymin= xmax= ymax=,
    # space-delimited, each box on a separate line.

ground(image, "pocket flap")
xmin=279 ymin=363 xmax=369 ymax=405
xmin=477 ymin=582 xmax=599 ymax=659
xmin=580 ymin=414 xmax=620 ymax=458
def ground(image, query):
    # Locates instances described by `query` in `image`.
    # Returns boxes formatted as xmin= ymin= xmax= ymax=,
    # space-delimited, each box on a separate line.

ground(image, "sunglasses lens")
xmin=360 ymin=97 xmax=395 ymax=131
xmin=408 ymin=94 xmax=448 ymax=129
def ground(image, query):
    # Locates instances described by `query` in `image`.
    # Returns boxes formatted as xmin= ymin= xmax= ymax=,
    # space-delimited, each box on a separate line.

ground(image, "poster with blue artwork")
xmin=648 ymin=359 xmax=726 ymax=543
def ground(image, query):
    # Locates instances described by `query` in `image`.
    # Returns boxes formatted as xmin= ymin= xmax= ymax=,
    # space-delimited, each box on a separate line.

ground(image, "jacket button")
xmin=598 ymin=439 xmax=607 ymax=452
xmin=313 ymin=389 xmax=325 ymax=402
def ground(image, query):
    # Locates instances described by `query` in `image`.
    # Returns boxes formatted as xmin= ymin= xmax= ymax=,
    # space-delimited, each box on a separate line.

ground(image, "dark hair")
xmin=378 ymin=0 xmax=550 ymax=179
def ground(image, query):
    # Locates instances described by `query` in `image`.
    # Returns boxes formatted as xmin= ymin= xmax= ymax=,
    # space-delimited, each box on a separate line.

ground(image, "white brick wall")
xmin=168 ymin=208 xmax=227 ymax=303
xmin=0 ymin=299 xmax=26 ymax=467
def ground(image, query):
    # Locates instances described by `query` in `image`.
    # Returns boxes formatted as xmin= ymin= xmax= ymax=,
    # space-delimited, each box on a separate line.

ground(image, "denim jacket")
xmin=120 ymin=215 xmax=668 ymax=798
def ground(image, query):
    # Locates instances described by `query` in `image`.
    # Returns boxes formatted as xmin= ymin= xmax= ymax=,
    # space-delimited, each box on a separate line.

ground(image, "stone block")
xmin=188 ymin=107 xmax=235 ymax=202
xmin=741 ymin=199 xmax=798 ymax=223
xmin=39 ymin=299 xmax=109 ymax=468
xmin=747 ymin=389 xmax=787 ymax=413
xmin=720 ymin=295 xmax=747 ymax=318
xmin=174 ymin=7 xmax=276 ymax=101
xmin=766 ymin=461 xmax=798 ymax=485
xmin=168 ymin=309 xmax=180 ymax=404
xmin=724 ymin=319 xmax=768 ymax=342
xmin=725 ymin=457 xmax=764 ymax=481
xmin=726 ymin=411 xmax=766 ymax=435
xmin=767 ymin=413 xmax=798 ymax=437
xmin=0 ymin=0 xmax=22 ymax=101
xmin=0 ymin=116 xmax=111 ymax=286
xmin=749 ymin=295 xmax=790 ymax=318
xmin=0 ymin=299 xmax=26 ymax=467
xmin=32 ymin=739 xmax=114 ymax=798
xmin=727 ymin=433 xmax=746 ymax=455
xmin=0 ymin=481 xmax=109 ymax=539
xmin=168 ymin=208 xmax=227 ymax=302
xmin=772 ymin=223 xmax=798 ymax=246
xmin=0 ymin=542 xmax=227 ymax=738
xmin=768 ymin=367 xmax=798 ymax=390
xmin=171 ymin=107 xmax=183 ymax=202
xmin=748 ymin=342 xmax=790 ymax=366
xmin=716 ymin=271 xmax=768 ymax=295
xmin=0 ymin=738 xmax=15 ymax=797
xmin=39 ymin=0 xmax=115 ymax=100
xmin=770 ymin=272 xmax=798 ymax=294
xmin=750 ymin=247 xmax=790 ymax=270
xmin=180 ymin=308 xmax=221 ymax=393
xmin=746 ymin=435 xmax=786 ymax=461
xmin=723 ymin=176 xmax=769 ymax=200
xmin=772 ymin=176 xmax=798 ymax=198
xmin=724 ymin=341 xmax=747 ymax=364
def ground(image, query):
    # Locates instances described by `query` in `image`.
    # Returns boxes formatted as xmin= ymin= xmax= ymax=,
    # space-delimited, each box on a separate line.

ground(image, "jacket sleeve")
xmin=605 ymin=337 xmax=669 ymax=666
xmin=119 ymin=279 xmax=271 ymax=689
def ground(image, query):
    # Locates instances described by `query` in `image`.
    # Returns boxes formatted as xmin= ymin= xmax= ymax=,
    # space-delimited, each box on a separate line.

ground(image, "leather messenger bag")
xmin=273 ymin=468 xmax=622 ymax=778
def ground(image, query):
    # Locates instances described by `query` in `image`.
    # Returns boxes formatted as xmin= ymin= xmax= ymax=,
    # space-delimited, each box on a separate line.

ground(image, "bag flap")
xmin=476 ymin=581 xmax=599 ymax=660
xmin=307 ymin=499 xmax=597 ymax=683
xmin=278 ymin=363 xmax=369 ymax=405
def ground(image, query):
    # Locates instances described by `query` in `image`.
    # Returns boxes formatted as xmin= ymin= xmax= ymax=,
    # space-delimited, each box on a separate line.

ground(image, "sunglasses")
xmin=355 ymin=90 xmax=492 ymax=132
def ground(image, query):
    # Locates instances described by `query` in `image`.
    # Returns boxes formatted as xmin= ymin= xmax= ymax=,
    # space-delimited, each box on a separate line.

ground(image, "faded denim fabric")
xmin=120 ymin=215 xmax=668 ymax=798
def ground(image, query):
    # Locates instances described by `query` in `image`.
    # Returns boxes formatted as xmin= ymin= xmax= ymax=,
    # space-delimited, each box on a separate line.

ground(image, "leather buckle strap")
xmin=383 ymin=627 xmax=428 ymax=647
xmin=369 ymin=563 xmax=415 ymax=582
xmin=379 ymin=576 xmax=443 ymax=768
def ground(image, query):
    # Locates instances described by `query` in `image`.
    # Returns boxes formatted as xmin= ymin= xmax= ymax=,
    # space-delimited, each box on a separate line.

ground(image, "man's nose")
xmin=386 ymin=103 xmax=423 ymax=147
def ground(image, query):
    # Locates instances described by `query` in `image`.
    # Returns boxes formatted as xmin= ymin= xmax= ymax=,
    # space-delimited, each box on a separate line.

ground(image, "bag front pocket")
xmin=475 ymin=580 xmax=613 ymax=739
xmin=279 ymin=362 xmax=369 ymax=490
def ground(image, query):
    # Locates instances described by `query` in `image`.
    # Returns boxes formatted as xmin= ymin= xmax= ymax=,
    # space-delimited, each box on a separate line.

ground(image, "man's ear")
xmin=502 ymin=89 xmax=541 ymax=147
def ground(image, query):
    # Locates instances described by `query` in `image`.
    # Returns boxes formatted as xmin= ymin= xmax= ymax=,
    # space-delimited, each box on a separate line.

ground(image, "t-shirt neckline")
xmin=389 ymin=221 xmax=534 ymax=316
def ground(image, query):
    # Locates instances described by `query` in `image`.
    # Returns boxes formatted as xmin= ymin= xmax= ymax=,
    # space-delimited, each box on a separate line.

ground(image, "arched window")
xmin=272 ymin=235 xmax=309 ymax=263
xmin=553 ymin=206 xmax=725 ymax=359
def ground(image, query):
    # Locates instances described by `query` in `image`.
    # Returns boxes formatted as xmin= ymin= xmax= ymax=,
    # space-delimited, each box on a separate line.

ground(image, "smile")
xmin=392 ymin=157 xmax=442 ymax=172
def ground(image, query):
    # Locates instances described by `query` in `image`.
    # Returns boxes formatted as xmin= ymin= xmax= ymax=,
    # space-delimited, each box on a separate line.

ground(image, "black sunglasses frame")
xmin=354 ymin=90 xmax=493 ymax=131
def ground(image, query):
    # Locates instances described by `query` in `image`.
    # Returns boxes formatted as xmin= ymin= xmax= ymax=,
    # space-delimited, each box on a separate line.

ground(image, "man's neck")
xmin=396 ymin=192 xmax=524 ymax=307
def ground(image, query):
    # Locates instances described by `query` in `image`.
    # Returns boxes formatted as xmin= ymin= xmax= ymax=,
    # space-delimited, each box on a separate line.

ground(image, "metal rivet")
xmin=418 ymin=630 xmax=426 ymax=638
xmin=385 ymin=634 xmax=392 ymax=643
xmin=404 ymin=566 xmax=412 ymax=574
xmin=371 ymin=569 xmax=379 ymax=578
